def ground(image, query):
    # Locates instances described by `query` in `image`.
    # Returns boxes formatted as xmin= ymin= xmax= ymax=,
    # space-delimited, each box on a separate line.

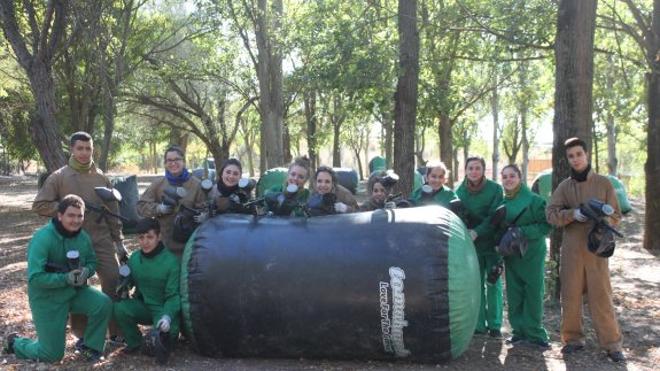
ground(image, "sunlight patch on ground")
xmin=0 ymin=261 xmax=26 ymax=274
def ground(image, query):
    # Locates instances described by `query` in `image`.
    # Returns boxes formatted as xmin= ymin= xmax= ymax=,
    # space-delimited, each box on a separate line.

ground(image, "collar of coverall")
xmin=51 ymin=217 xmax=82 ymax=239
xmin=570 ymin=163 xmax=592 ymax=182
xmin=141 ymin=241 xmax=165 ymax=259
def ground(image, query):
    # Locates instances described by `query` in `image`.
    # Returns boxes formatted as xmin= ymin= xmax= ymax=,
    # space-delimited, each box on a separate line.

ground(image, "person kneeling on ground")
xmin=113 ymin=218 xmax=180 ymax=364
xmin=4 ymin=195 xmax=112 ymax=363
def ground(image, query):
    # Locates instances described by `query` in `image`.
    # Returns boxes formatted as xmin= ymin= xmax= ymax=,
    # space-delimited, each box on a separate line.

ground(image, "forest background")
xmin=0 ymin=0 xmax=658 ymax=254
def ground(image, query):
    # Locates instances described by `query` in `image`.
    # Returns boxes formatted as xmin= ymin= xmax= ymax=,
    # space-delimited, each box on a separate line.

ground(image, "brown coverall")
xmin=546 ymin=170 xmax=622 ymax=352
xmin=32 ymin=164 xmax=124 ymax=337
xmin=334 ymin=184 xmax=359 ymax=212
xmin=136 ymin=176 xmax=206 ymax=255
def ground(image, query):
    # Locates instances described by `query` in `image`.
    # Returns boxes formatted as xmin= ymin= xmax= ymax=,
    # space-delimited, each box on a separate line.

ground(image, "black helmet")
xmin=143 ymin=328 xmax=170 ymax=364
xmin=588 ymin=224 xmax=615 ymax=258
xmin=496 ymin=226 xmax=528 ymax=257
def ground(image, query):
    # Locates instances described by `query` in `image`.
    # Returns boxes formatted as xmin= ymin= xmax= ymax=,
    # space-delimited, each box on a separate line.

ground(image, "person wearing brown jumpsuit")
xmin=546 ymin=137 xmax=625 ymax=363
xmin=136 ymin=145 xmax=206 ymax=256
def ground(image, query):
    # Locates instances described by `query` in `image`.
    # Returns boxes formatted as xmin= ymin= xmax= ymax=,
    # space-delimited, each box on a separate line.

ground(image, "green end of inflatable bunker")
xmin=413 ymin=171 xmax=424 ymax=195
xmin=606 ymin=175 xmax=632 ymax=214
xmin=531 ymin=170 xmax=631 ymax=214
xmin=180 ymin=206 xmax=479 ymax=362
xmin=256 ymin=167 xmax=289 ymax=197
xmin=369 ymin=156 xmax=387 ymax=174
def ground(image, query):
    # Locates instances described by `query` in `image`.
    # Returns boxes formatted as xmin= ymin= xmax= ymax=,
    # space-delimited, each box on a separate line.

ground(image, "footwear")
xmin=505 ymin=335 xmax=524 ymax=344
xmin=3 ymin=333 xmax=18 ymax=354
xmin=607 ymin=351 xmax=626 ymax=363
xmin=561 ymin=344 xmax=584 ymax=354
xmin=74 ymin=337 xmax=85 ymax=352
xmin=108 ymin=335 xmax=127 ymax=346
xmin=78 ymin=345 xmax=104 ymax=362
xmin=488 ymin=329 xmax=503 ymax=338
xmin=529 ymin=339 xmax=551 ymax=349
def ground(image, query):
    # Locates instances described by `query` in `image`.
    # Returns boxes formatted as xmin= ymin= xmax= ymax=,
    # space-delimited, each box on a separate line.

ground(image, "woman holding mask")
xmin=264 ymin=156 xmax=312 ymax=216
xmin=494 ymin=164 xmax=551 ymax=348
xmin=455 ymin=156 xmax=504 ymax=337
xmin=411 ymin=161 xmax=459 ymax=208
xmin=208 ymin=158 xmax=253 ymax=215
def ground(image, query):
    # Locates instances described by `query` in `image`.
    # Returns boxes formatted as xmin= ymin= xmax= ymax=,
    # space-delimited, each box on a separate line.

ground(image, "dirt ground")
xmin=0 ymin=175 xmax=658 ymax=371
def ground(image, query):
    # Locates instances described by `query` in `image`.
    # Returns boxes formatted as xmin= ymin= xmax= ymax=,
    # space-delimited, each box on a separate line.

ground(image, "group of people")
xmin=3 ymin=132 xmax=625 ymax=364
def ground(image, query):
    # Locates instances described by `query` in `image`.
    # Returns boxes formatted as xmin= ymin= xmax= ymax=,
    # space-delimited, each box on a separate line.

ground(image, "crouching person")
xmin=113 ymin=218 xmax=180 ymax=364
xmin=4 ymin=195 xmax=111 ymax=363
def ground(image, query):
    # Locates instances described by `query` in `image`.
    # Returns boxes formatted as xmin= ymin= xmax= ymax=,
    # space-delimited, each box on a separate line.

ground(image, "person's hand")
xmin=67 ymin=267 xmax=90 ymax=287
xmin=157 ymin=203 xmax=173 ymax=216
xmin=573 ymin=208 xmax=588 ymax=222
xmin=115 ymin=241 xmax=129 ymax=264
xmin=156 ymin=315 xmax=171 ymax=332
xmin=66 ymin=269 xmax=80 ymax=286
xmin=469 ymin=229 xmax=478 ymax=241
xmin=228 ymin=194 xmax=241 ymax=204
xmin=384 ymin=201 xmax=396 ymax=209
xmin=193 ymin=211 xmax=208 ymax=224
xmin=334 ymin=202 xmax=348 ymax=213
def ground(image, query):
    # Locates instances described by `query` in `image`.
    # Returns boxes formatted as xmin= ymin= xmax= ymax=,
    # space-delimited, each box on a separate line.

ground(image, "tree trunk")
xmin=283 ymin=119 xmax=292 ymax=164
xmin=354 ymin=148 xmax=364 ymax=181
xmin=415 ymin=126 xmax=426 ymax=167
xmin=644 ymin=0 xmax=660 ymax=254
xmin=439 ymin=113 xmax=453 ymax=186
xmin=0 ymin=0 xmax=69 ymax=172
xmin=256 ymin=0 xmax=284 ymax=170
xmin=452 ymin=147 xmax=459 ymax=181
xmin=383 ymin=110 xmax=393 ymax=168
xmin=491 ymin=74 xmax=500 ymax=181
xmin=98 ymin=91 xmax=115 ymax=172
xmin=520 ymin=63 xmax=530 ymax=182
xmin=392 ymin=0 xmax=419 ymax=197
xmin=332 ymin=119 xmax=341 ymax=167
xmin=550 ymin=0 xmax=598 ymax=298
xmin=592 ymin=123 xmax=600 ymax=173
xmin=28 ymin=62 xmax=68 ymax=172
xmin=304 ymin=91 xmax=318 ymax=170
xmin=241 ymin=119 xmax=256 ymax=177
xmin=606 ymin=112 xmax=617 ymax=176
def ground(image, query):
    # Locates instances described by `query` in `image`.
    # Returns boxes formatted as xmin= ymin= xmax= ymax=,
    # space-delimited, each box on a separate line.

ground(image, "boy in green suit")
xmin=113 ymin=218 xmax=180 ymax=362
xmin=4 ymin=195 xmax=111 ymax=363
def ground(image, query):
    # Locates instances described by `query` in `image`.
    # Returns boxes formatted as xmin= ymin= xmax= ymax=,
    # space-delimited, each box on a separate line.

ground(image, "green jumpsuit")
xmin=265 ymin=184 xmax=310 ymax=217
xmin=113 ymin=242 xmax=181 ymax=349
xmin=496 ymin=184 xmax=550 ymax=343
xmin=455 ymin=178 xmax=504 ymax=333
xmin=410 ymin=185 xmax=459 ymax=208
xmin=14 ymin=220 xmax=112 ymax=362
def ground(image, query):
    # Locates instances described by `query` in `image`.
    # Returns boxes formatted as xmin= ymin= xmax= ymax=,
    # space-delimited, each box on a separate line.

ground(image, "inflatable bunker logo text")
xmin=379 ymin=266 xmax=411 ymax=358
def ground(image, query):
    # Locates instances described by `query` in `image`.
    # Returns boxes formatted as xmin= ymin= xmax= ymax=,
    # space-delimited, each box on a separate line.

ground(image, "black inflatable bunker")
xmin=181 ymin=205 xmax=480 ymax=363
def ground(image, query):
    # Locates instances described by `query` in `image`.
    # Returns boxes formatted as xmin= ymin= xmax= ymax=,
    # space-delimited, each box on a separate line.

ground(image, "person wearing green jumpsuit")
xmin=496 ymin=164 xmax=551 ymax=347
xmin=113 ymin=218 xmax=181 ymax=354
xmin=455 ymin=156 xmax=504 ymax=337
xmin=410 ymin=161 xmax=459 ymax=208
xmin=265 ymin=156 xmax=311 ymax=216
xmin=6 ymin=195 xmax=111 ymax=363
